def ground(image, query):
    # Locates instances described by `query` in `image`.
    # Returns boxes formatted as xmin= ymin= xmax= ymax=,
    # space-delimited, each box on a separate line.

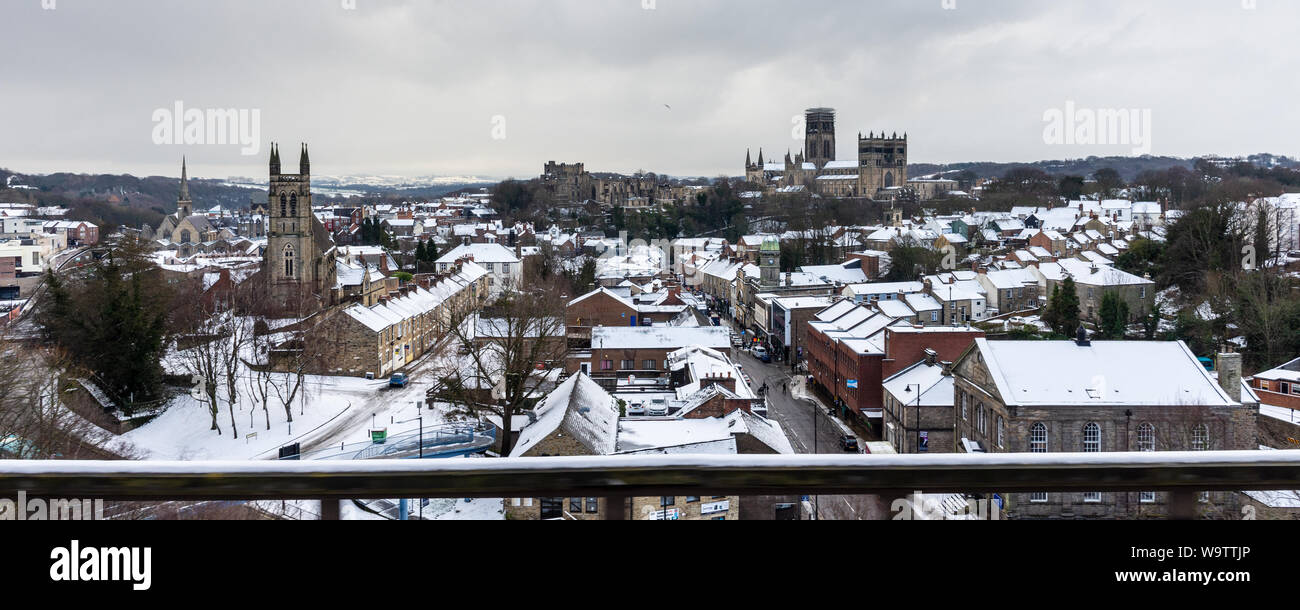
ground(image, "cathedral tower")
xmin=805 ymin=107 xmax=836 ymax=170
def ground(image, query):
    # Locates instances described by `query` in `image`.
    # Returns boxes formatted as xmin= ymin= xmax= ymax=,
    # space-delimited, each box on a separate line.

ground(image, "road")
xmin=730 ymin=344 xmax=890 ymax=521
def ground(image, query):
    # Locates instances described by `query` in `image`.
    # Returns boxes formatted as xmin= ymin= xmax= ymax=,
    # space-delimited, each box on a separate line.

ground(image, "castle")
xmin=264 ymin=142 xmax=337 ymax=314
xmin=744 ymin=107 xmax=908 ymax=199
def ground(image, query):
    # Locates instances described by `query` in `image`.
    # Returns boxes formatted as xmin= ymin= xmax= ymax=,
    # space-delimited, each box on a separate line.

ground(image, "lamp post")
xmin=905 ymin=384 xmax=922 ymax=453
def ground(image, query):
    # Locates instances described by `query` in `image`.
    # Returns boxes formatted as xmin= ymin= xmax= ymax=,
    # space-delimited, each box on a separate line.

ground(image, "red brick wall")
xmin=567 ymin=290 xmax=638 ymax=330
xmin=881 ymin=328 xmax=984 ymax=380
xmin=1254 ymin=379 xmax=1300 ymax=411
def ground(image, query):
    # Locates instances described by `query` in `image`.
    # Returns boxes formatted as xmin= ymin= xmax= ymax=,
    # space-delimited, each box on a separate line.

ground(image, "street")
xmin=730 ymin=345 xmax=890 ymax=521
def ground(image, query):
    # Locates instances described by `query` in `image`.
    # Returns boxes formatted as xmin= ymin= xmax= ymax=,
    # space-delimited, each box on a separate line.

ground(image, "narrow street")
xmin=728 ymin=337 xmax=891 ymax=521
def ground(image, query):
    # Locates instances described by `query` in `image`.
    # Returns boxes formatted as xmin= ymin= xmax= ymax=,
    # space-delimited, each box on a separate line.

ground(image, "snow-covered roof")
xmin=510 ymin=373 xmax=620 ymax=457
xmin=969 ymin=339 xmax=1238 ymax=407
xmin=436 ymin=242 xmax=519 ymax=264
xmin=591 ymin=326 xmax=731 ymax=350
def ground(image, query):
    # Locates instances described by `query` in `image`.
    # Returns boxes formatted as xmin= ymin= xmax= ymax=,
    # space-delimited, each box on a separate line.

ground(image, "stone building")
xmin=265 ymin=143 xmax=338 ymax=314
xmin=951 ymin=337 xmax=1257 ymax=519
xmin=744 ymin=107 xmax=908 ymax=199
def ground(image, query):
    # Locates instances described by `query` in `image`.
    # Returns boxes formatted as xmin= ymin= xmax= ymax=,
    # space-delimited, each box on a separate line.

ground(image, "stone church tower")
xmin=804 ymin=108 xmax=836 ymax=170
xmin=265 ymin=143 xmax=336 ymax=313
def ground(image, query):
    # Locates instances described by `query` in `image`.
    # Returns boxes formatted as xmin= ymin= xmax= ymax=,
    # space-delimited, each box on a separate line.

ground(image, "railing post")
xmin=603 ymin=496 xmax=627 ymax=521
xmin=320 ymin=498 xmax=341 ymax=521
xmin=1169 ymin=490 xmax=1197 ymax=520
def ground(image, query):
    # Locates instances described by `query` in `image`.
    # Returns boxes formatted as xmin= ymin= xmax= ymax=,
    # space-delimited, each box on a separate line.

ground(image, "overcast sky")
xmin=1 ymin=0 xmax=1296 ymax=181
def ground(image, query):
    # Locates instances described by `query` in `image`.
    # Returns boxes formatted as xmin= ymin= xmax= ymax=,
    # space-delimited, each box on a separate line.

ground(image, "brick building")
xmin=805 ymin=300 xmax=983 ymax=422
xmin=951 ymin=337 xmax=1258 ymax=519
xmin=568 ymin=326 xmax=732 ymax=378
xmin=1250 ymin=357 xmax=1300 ymax=411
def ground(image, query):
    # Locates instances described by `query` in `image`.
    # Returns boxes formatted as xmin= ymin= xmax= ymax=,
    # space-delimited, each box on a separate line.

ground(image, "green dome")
xmin=760 ymin=236 xmax=780 ymax=252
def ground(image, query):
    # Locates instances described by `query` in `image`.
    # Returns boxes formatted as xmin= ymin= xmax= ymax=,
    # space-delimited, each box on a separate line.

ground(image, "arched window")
xmin=1083 ymin=422 xmax=1101 ymax=452
xmin=884 ymin=171 xmax=895 ymax=188
xmin=1191 ymin=425 xmax=1209 ymax=451
xmin=1030 ymin=423 xmax=1047 ymax=453
xmin=960 ymin=392 xmax=968 ymax=421
xmin=290 ymin=193 xmax=298 ymax=216
xmin=976 ymin=403 xmax=986 ymax=434
xmin=279 ymin=193 xmax=287 ymax=217
xmin=180 ymin=229 xmax=191 ymax=244
xmin=283 ymin=244 xmax=296 ymax=278
xmin=1137 ymin=424 xmax=1155 ymax=452
xmin=996 ymin=416 xmax=1005 ymax=449
xmin=1138 ymin=423 xmax=1157 ymax=503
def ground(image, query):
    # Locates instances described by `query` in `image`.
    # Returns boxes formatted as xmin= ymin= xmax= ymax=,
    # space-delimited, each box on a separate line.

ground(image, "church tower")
xmin=177 ymin=157 xmax=193 ymax=219
xmin=266 ymin=143 xmax=331 ymax=312
xmin=805 ymin=107 xmax=836 ymax=170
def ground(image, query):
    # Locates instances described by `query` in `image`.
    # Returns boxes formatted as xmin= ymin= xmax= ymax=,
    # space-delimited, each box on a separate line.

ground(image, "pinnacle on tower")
xmin=757 ymin=148 xmax=764 ymax=165
xmin=269 ymin=142 xmax=281 ymax=174
xmin=746 ymin=148 xmax=752 ymax=167
xmin=300 ymin=143 xmax=310 ymax=175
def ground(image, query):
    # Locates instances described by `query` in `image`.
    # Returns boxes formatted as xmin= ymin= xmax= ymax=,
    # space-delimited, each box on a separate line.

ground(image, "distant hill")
xmin=910 ymin=154 xmax=1298 ymax=182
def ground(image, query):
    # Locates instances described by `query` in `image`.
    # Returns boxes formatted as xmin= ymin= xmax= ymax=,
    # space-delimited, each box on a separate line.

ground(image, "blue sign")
xmin=993 ymin=494 xmax=1004 ymax=511
xmin=847 ymin=379 xmax=859 ymax=389
xmin=801 ymin=495 xmax=811 ymax=503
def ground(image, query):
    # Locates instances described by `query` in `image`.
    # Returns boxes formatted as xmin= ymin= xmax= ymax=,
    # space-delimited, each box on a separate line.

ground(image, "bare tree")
xmin=431 ymin=282 xmax=569 ymax=456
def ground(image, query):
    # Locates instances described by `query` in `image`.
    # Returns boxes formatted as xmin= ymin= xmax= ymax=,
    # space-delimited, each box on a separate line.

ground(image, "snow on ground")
xmin=122 ymin=331 xmax=467 ymax=461
xmin=1260 ymin=403 xmax=1300 ymax=426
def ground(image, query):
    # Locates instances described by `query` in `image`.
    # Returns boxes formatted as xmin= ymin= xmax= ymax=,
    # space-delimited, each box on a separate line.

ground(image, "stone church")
xmin=155 ymin=158 xmax=218 ymax=254
xmin=263 ymin=143 xmax=337 ymax=314
xmin=744 ymin=107 xmax=908 ymax=199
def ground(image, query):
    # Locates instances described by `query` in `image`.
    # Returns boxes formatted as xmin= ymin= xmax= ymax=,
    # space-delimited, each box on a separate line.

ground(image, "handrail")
xmin=1 ymin=451 xmax=1297 ymax=502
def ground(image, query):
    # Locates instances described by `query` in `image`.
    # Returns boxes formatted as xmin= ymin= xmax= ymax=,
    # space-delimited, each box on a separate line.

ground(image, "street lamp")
xmin=905 ymin=384 xmax=922 ymax=453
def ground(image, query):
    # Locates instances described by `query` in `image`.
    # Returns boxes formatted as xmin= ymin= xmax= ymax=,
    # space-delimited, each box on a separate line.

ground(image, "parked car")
xmin=626 ymin=401 xmax=647 ymax=416
xmin=389 ymin=373 xmax=409 ymax=388
xmin=841 ymin=435 xmax=860 ymax=452
xmin=647 ymin=398 xmax=669 ymax=417
xmin=753 ymin=346 xmax=771 ymax=363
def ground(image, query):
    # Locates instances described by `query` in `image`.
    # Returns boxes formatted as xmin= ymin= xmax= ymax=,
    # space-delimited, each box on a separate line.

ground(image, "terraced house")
xmin=303 ymin=261 xmax=489 ymax=377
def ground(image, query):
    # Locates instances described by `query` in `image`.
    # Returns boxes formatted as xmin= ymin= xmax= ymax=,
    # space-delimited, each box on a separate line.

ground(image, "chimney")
xmin=941 ymin=361 xmax=954 ymax=377
xmin=924 ymin=348 xmax=938 ymax=366
xmin=1216 ymin=348 xmax=1242 ymax=403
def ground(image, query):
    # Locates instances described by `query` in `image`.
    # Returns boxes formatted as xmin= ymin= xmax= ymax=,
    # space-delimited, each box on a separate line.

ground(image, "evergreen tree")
xmin=1098 ymin=291 xmax=1130 ymax=339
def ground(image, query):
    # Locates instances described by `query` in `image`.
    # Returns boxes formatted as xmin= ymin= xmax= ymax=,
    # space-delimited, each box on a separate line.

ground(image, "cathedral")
xmin=264 ymin=143 xmax=337 ymax=314
xmin=744 ymin=107 xmax=908 ymax=199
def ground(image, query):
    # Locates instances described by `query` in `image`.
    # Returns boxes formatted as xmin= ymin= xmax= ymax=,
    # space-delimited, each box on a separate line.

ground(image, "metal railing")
xmin=2 ymin=451 xmax=1298 ymax=519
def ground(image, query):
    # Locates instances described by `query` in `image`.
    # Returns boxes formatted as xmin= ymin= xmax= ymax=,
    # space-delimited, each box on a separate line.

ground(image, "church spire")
xmin=179 ymin=156 xmax=190 ymax=200
xmin=757 ymin=148 xmax=764 ymax=166
xmin=300 ymin=143 xmax=310 ymax=175
xmin=746 ymin=148 xmax=752 ymax=167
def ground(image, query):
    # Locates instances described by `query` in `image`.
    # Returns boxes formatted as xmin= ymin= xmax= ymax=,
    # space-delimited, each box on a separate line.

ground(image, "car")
xmin=752 ymin=346 xmax=771 ymax=363
xmin=646 ymin=399 xmax=669 ymax=417
xmin=841 ymin=435 xmax=860 ymax=452
xmin=625 ymin=401 xmax=647 ymax=416
xmin=389 ymin=373 xmax=409 ymax=388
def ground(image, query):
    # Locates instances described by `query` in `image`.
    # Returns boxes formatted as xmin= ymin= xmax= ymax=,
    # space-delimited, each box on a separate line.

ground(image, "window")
xmin=540 ymin=498 xmax=563 ymax=520
xmin=501 ymin=263 xmax=511 ymax=273
xmin=586 ymin=498 xmax=598 ymax=513
xmin=996 ymin=416 xmax=1005 ymax=449
xmin=621 ymin=360 xmax=634 ymax=370
xmin=659 ymin=496 xmax=675 ymax=507
xmin=283 ymin=244 xmax=296 ymax=278
xmin=976 ymin=404 xmax=986 ymax=434
xmin=1191 ymin=425 xmax=1209 ymax=451
xmin=643 ymin=360 xmax=657 ymax=371
xmin=1082 ymin=422 xmax=1102 ymax=503
xmin=289 ymin=193 xmax=298 ymax=216
xmin=961 ymin=393 xmax=968 ymax=421
xmin=1137 ymin=424 xmax=1155 ymax=452
xmin=569 ymin=497 xmax=582 ymax=513
xmin=279 ymin=193 xmax=287 ymax=217
xmin=600 ymin=360 xmax=613 ymax=371
xmin=1083 ymin=422 xmax=1101 ymax=452
xmin=1030 ymin=423 xmax=1047 ymax=453
xmin=931 ymin=311 xmax=939 ymax=322
xmin=686 ymin=496 xmax=700 ymax=503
